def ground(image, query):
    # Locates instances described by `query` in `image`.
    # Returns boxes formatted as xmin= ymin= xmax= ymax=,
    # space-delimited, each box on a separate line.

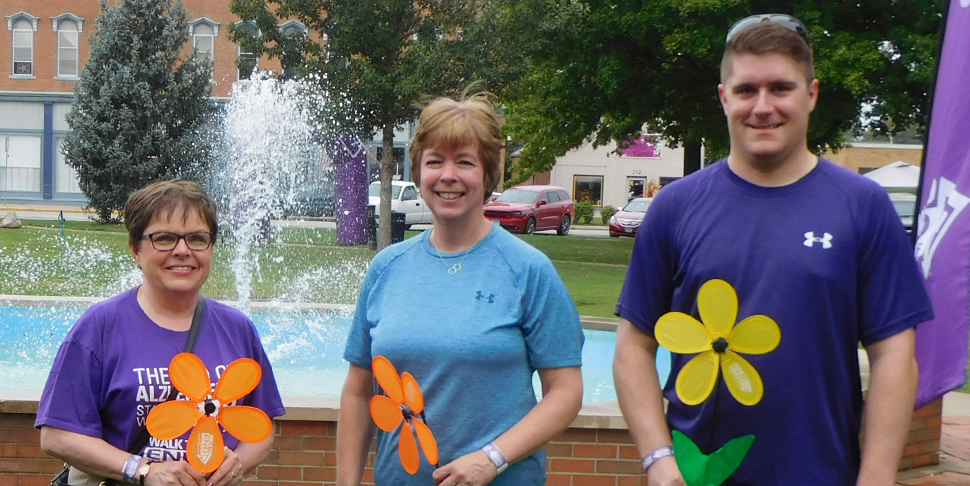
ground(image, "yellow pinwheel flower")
xmin=656 ymin=279 xmax=780 ymax=407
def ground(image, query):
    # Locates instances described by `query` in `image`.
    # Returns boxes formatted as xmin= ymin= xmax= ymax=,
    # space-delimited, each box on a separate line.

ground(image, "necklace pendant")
xmin=448 ymin=263 xmax=461 ymax=275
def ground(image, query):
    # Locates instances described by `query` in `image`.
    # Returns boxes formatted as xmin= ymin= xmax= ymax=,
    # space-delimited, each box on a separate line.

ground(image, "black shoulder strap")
xmin=125 ymin=298 xmax=207 ymax=457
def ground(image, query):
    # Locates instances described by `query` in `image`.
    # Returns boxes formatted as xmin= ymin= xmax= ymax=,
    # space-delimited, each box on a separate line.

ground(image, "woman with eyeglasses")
xmin=36 ymin=180 xmax=284 ymax=486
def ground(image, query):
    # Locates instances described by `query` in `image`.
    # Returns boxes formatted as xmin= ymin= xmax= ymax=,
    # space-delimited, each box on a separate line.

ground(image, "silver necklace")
xmin=431 ymin=226 xmax=487 ymax=275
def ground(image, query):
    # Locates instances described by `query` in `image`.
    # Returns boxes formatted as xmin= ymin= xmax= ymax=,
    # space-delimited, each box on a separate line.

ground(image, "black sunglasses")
xmin=726 ymin=14 xmax=810 ymax=44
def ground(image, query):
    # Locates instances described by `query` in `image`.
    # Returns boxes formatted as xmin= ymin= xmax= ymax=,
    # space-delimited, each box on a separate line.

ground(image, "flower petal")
xmin=401 ymin=372 xmax=424 ymax=414
xmin=399 ymin=420 xmax=420 ymax=475
xmin=186 ymin=416 xmax=225 ymax=473
xmin=146 ymin=400 xmax=201 ymax=440
xmin=413 ymin=419 xmax=438 ymax=466
xmin=698 ymin=279 xmax=738 ymax=338
xmin=213 ymin=358 xmax=262 ymax=404
xmin=675 ymin=351 xmax=720 ymax=406
xmin=728 ymin=315 xmax=781 ymax=355
xmin=370 ymin=395 xmax=403 ymax=432
xmin=721 ymin=351 xmax=764 ymax=406
xmin=169 ymin=353 xmax=212 ymax=402
xmin=656 ymin=312 xmax=712 ymax=354
xmin=372 ymin=356 xmax=403 ymax=404
xmin=218 ymin=405 xmax=272 ymax=443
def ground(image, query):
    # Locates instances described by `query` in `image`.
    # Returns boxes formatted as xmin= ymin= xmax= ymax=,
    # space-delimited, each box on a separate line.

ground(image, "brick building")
xmin=0 ymin=0 xmax=293 ymax=204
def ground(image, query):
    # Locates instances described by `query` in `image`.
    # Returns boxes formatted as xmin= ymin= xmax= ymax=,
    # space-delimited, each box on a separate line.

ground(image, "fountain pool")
xmin=0 ymin=302 xmax=670 ymax=403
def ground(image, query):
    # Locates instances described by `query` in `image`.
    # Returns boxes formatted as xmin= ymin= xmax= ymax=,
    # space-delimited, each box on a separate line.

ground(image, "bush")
xmin=575 ymin=201 xmax=594 ymax=224
xmin=600 ymin=205 xmax=618 ymax=224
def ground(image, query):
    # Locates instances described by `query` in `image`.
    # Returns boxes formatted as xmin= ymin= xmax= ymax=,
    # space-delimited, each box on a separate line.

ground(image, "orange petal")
xmin=213 ymin=358 xmax=262 ymax=403
xmin=401 ymin=372 xmax=424 ymax=414
xmin=413 ymin=419 xmax=438 ymax=466
xmin=186 ymin=416 xmax=224 ymax=473
xmin=399 ymin=420 xmax=420 ymax=475
xmin=169 ymin=353 xmax=212 ymax=402
xmin=218 ymin=405 xmax=272 ymax=443
xmin=146 ymin=400 xmax=201 ymax=440
xmin=372 ymin=356 xmax=403 ymax=404
xmin=370 ymin=395 xmax=403 ymax=432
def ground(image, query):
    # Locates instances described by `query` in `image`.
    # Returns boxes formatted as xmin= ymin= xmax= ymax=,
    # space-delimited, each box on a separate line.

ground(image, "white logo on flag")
xmin=197 ymin=432 xmax=214 ymax=465
xmin=803 ymin=231 xmax=833 ymax=249
xmin=915 ymin=177 xmax=970 ymax=277
xmin=961 ymin=0 xmax=969 ymax=9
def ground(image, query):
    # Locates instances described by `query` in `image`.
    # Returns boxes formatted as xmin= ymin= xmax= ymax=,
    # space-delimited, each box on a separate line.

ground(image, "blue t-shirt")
xmin=36 ymin=288 xmax=286 ymax=461
xmin=344 ymin=223 xmax=584 ymax=485
xmin=616 ymin=160 xmax=932 ymax=485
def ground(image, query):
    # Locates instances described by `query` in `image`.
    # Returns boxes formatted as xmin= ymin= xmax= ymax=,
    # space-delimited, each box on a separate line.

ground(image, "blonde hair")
xmin=409 ymin=92 xmax=503 ymax=202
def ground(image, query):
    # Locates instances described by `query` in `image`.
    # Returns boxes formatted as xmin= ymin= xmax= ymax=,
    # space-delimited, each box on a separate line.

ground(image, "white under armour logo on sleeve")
xmin=804 ymin=231 xmax=833 ymax=249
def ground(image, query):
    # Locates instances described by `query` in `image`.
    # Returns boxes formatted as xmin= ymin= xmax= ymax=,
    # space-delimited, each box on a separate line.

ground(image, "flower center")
xmin=712 ymin=337 xmax=729 ymax=353
xmin=204 ymin=400 xmax=217 ymax=416
xmin=401 ymin=403 xmax=414 ymax=420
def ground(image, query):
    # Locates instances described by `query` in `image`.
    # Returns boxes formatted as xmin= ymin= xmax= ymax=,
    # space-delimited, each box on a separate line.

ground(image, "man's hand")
xmin=432 ymin=450 xmax=497 ymax=486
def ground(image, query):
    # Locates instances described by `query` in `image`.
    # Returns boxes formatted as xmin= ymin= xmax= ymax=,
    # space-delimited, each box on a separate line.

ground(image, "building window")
xmin=619 ymin=134 xmax=663 ymax=158
xmin=55 ymin=138 xmax=81 ymax=193
xmin=235 ymin=22 xmax=259 ymax=80
xmin=279 ymin=21 xmax=307 ymax=78
xmin=56 ymin=19 xmax=79 ymax=77
xmin=192 ymin=24 xmax=215 ymax=63
xmin=12 ymin=19 xmax=34 ymax=76
xmin=0 ymin=135 xmax=43 ymax=192
xmin=573 ymin=175 xmax=604 ymax=206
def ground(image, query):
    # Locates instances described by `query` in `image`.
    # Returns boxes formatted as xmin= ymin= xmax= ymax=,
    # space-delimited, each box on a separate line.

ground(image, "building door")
xmin=627 ymin=177 xmax=646 ymax=202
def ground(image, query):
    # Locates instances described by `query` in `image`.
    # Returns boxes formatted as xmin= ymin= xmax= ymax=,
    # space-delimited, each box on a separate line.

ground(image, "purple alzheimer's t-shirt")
xmin=35 ymin=288 xmax=285 ymax=461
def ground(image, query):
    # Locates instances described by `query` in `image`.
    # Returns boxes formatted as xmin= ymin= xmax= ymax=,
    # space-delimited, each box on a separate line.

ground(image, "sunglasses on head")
xmin=726 ymin=14 xmax=810 ymax=44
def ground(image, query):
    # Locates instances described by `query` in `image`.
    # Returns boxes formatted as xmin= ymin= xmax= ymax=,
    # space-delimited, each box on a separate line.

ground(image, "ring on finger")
xmin=231 ymin=471 xmax=236 ymax=478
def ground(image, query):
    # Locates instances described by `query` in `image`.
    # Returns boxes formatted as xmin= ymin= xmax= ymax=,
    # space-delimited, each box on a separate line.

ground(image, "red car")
xmin=484 ymin=185 xmax=575 ymax=235
xmin=609 ymin=197 xmax=653 ymax=237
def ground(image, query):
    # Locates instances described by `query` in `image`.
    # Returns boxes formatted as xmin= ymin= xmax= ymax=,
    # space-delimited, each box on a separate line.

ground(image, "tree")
xmin=62 ymin=0 xmax=215 ymax=223
xmin=230 ymin=0 xmax=490 ymax=249
xmin=496 ymin=0 xmax=941 ymax=183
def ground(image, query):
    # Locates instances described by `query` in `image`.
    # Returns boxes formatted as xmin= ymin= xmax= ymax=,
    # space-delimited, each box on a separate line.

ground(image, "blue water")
xmin=0 ymin=305 xmax=670 ymax=403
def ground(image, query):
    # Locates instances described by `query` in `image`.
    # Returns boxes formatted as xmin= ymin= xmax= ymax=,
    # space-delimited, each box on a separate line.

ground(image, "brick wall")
xmin=0 ymin=396 xmax=945 ymax=485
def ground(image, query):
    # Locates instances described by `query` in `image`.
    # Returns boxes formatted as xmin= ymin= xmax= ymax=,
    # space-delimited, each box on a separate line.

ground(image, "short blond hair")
xmin=409 ymin=93 xmax=503 ymax=202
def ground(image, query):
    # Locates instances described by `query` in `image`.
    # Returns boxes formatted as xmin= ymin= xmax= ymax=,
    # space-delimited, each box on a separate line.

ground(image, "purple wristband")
xmin=122 ymin=454 xmax=143 ymax=484
xmin=641 ymin=445 xmax=675 ymax=473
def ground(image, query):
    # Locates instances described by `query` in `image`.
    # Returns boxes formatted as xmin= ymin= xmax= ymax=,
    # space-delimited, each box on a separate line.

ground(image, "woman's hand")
xmin=646 ymin=457 xmax=686 ymax=486
xmin=144 ymin=460 xmax=206 ymax=486
xmin=205 ymin=447 xmax=244 ymax=486
xmin=431 ymin=450 xmax=497 ymax=486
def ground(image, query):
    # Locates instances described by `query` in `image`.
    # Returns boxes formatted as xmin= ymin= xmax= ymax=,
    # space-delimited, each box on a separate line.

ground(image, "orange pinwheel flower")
xmin=369 ymin=355 xmax=439 ymax=475
xmin=146 ymin=353 xmax=272 ymax=473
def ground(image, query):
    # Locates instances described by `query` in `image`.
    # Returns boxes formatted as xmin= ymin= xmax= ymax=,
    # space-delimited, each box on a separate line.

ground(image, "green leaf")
xmin=673 ymin=430 xmax=755 ymax=486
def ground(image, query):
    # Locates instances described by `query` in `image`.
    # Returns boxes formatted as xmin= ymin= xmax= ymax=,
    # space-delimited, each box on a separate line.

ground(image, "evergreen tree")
xmin=63 ymin=0 xmax=215 ymax=222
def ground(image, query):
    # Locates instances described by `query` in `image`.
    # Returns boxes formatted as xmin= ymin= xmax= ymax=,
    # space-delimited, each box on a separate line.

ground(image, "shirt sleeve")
xmin=615 ymin=190 xmax=679 ymax=337
xmin=856 ymin=189 xmax=934 ymax=346
xmin=244 ymin=322 xmax=286 ymax=418
xmin=35 ymin=332 xmax=105 ymax=438
xmin=519 ymin=256 xmax=584 ymax=370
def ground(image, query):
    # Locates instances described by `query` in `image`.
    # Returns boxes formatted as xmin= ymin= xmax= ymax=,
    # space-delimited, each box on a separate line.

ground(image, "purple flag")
xmin=913 ymin=0 xmax=970 ymax=407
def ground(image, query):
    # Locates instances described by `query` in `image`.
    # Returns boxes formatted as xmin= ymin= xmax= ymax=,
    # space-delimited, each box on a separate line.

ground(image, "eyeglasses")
xmin=142 ymin=231 xmax=214 ymax=251
xmin=726 ymin=14 xmax=809 ymax=44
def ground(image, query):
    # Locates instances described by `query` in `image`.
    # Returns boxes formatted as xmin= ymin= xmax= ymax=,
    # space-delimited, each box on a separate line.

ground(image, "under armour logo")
xmin=475 ymin=291 xmax=495 ymax=303
xmin=916 ymin=177 xmax=970 ymax=277
xmin=804 ymin=232 xmax=833 ymax=249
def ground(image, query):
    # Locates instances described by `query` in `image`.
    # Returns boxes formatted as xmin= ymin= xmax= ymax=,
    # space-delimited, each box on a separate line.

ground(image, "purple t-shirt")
xmin=616 ymin=160 xmax=933 ymax=485
xmin=36 ymin=288 xmax=285 ymax=461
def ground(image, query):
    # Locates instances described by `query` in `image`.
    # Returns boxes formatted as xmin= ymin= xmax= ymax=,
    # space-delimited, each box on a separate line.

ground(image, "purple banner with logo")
xmin=913 ymin=0 xmax=970 ymax=408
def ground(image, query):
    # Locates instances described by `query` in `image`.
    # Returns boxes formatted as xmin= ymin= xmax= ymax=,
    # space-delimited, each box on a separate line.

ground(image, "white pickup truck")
xmin=368 ymin=181 xmax=434 ymax=227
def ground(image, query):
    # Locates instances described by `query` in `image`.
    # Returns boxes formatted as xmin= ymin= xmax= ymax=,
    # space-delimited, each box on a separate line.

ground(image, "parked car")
xmin=889 ymin=192 xmax=916 ymax=234
xmin=368 ymin=180 xmax=433 ymax=227
xmin=609 ymin=197 xmax=653 ymax=237
xmin=484 ymin=185 xmax=574 ymax=235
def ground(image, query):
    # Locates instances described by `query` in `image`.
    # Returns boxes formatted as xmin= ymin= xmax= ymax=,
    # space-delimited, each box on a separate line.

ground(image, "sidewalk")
xmin=897 ymin=392 xmax=970 ymax=485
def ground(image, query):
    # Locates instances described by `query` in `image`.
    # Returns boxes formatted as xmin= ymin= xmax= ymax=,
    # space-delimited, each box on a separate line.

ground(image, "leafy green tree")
xmin=497 ymin=0 xmax=941 ymax=183
xmin=62 ymin=0 xmax=215 ymax=223
xmin=230 ymin=0 xmax=490 ymax=249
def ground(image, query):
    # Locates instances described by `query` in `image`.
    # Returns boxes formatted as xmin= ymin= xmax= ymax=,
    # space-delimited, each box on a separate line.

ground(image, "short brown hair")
xmin=721 ymin=21 xmax=815 ymax=83
xmin=124 ymin=179 xmax=219 ymax=248
xmin=409 ymin=93 xmax=503 ymax=202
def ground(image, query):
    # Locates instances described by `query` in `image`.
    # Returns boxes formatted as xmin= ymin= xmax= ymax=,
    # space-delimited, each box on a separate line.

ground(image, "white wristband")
xmin=641 ymin=445 xmax=675 ymax=473
xmin=481 ymin=442 xmax=508 ymax=474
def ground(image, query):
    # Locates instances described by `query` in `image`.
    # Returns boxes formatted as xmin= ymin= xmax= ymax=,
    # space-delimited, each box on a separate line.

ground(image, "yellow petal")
xmin=186 ymin=416 xmax=225 ymax=473
xmin=728 ymin=315 xmax=781 ymax=355
xmin=656 ymin=312 xmax=712 ymax=354
xmin=169 ymin=353 xmax=212 ymax=402
xmin=213 ymin=358 xmax=262 ymax=404
xmin=146 ymin=400 xmax=201 ymax=440
xmin=721 ymin=351 xmax=764 ymax=406
xmin=698 ymin=279 xmax=738 ymax=338
xmin=218 ymin=405 xmax=272 ymax=443
xmin=675 ymin=351 xmax=719 ymax=406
